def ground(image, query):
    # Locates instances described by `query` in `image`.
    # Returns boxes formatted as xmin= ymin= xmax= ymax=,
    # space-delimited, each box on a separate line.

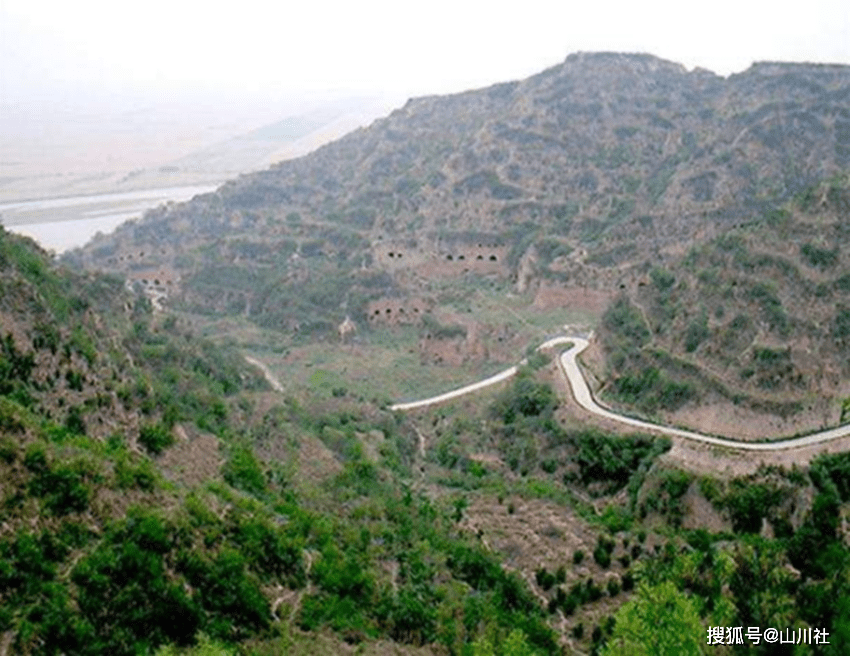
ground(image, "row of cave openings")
xmin=108 ymin=247 xmax=169 ymax=266
xmin=384 ymin=251 xmax=501 ymax=262
xmin=445 ymin=253 xmax=499 ymax=262
xmin=138 ymin=278 xmax=174 ymax=288
xmin=371 ymin=305 xmax=425 ymax=318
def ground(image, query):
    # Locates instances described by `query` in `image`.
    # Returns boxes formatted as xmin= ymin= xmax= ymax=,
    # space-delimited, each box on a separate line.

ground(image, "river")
xmin=0 ymin=184 xmax=218 ymax=253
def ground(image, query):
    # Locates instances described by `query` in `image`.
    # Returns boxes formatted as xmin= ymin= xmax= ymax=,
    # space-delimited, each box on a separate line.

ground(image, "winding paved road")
xmin=392 ymin=335 xmax=850 ymax=452
xmin=390 ymin=336 xmax=571 ymax=411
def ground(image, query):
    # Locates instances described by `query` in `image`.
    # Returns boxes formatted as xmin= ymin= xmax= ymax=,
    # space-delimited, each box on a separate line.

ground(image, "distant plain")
xmin=0 ymin=93 xmax=398 ymax=251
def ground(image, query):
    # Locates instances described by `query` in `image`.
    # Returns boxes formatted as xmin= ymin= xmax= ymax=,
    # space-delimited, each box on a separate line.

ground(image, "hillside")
xmin=66 ymin=52 xmax=850 ymax=427
xmin=1 ymin=228 xmax=565 ymax=655
xmin=8 ymin=226 xmax=850 ymax=655
xmin=34 ymin=52 xmax=850 ymax=652
xmin=72 ymin=52 xmax=850 ymax=292
xmin=596 ymin=175 xmax=850 ymax=436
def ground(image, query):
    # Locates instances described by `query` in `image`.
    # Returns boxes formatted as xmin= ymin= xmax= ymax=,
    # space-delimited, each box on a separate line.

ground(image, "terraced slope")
xmin=70 ymin=54 xmax=850 ymax=335
xmin=597 ymin=177 xmax=850 ymax=433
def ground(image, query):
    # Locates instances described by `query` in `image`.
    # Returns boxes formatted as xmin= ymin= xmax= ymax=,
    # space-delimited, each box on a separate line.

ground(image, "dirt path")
xmin=245 ymin=355 xmax=285 ymax=392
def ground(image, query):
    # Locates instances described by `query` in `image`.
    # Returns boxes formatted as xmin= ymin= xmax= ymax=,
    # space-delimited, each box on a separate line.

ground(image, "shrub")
xmin=603 ymin=297 xmax=651 ymax=349
xmin=801 ymin=243 xmax=838 ymax=268
xmin=72 ymin=512 xmax=202 ymax=654
xmin=25 ymin=448 xmax=94 ymax=516
xmin=568 ymin=429 xmax=671 ymax=494
xmin=535 ymin=237 xmax=573 ymax=266
xmin=650 ymin=267 xmax=676 ymax=292
xmin=585 ymin=578 xmax=604 ymax=602
xmin=683 ymin=311 xmax=709 ymax=353
xmin=492 ymin=374 xmax=557 ymax=424
xmin=593 ymin=536 xmax=615 ymax=568
xmin=810 ymin=452 xmax=850 ymax=501
xmin=154 ymin=634 xmax=236 ymax=656
xmin=69 ymin=326 xmax=98 ymax=365
xmin=377 ymin=586 xmax=438 ymax=645
xmin=555 ymin=565 xmax=567 ymax=584
xmin=787 ymin=491 xmax=841 ymax=578
xmin=138 ymin=423 xmax=175 ymax=455
xmin=65 ymin=406 xmax=86 ymax=436
xmin=180 ymin=549 xmax=271 ymax=640
xmin=0 ymin=436 xmax=16 ymax=463
xmin=641 ymin=469 xmax=693 ymax=525
xmin=722 ymin=480 xmax=783 ymax=534
xmin=612 ymin=367 xmax=695 ymax=413
xmin=535 ymin=567 xmax=556 ymax=591
xmin=0 ymin=333 xmax=36 ymax=393
xmin=834 ymin=306 xmax=850 ymax=348
xmin=540 ymin=458 xmax=558 ymax=474
xmin=65 ymin=368 xmax=84 ymax=392
xmin=115 ymin=454 xmax=157 ymax=491
xmin=747 ymin=282 xmax=789 ymax=335
xmin=593 ymin=545 xmax=611 ymax=568
xmin=222 ymin=446 xmax=267 ymax=497
xmin=41 ymin=467 xmax=91 ymax=515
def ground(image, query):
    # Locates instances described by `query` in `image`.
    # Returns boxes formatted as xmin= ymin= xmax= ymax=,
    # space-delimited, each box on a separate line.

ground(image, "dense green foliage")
xmin=139 ymin=422 xmax=176 ymax=454
xmin=5 ymin=224 xmax=850 ymax=655
xmin=611 ymin=366 xmax=695 ymax=413
xmin=492 ymin=370 xmax=558 ymax=426
xmin=561 ymin=429 xmax=670 ymax=496
xmin=601 ymin=582 xmax=705 ymax=655
xmin=0 ymin=229 xmax=561 ymax=654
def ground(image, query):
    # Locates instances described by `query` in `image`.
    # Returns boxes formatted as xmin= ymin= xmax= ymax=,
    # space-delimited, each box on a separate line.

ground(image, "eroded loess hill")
xmin=596 ymin=176 xmax=850 ymax=437
xmin=69 ymin=53 xmax=850 ymax=341
xmin=7 ymin=216 xmax=850 ymax=654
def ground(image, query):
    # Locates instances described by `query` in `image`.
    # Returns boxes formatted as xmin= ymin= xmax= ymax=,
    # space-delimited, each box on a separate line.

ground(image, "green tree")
xmin=602 ymin=581 xmax=706 ymax=656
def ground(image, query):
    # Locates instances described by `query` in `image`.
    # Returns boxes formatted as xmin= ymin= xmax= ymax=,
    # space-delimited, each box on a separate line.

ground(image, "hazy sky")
xmin=2 ymin=0 xmax=849 ymax=178
xmin=1 ymin=0 xmax=848 ymax=230
xmin=4 ymin=0 xmax=849 ymax=105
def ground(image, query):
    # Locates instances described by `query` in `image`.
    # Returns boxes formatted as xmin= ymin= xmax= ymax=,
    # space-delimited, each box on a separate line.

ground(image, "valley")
xmin=68 ymin=53 xmax=850 ymax=436
xmin=2 ymin=51 xmax=850 ymax=656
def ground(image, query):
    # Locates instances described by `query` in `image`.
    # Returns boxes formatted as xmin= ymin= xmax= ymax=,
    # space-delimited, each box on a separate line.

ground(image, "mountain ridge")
xmin=68 ymin=51 xmax=850 ymax=425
